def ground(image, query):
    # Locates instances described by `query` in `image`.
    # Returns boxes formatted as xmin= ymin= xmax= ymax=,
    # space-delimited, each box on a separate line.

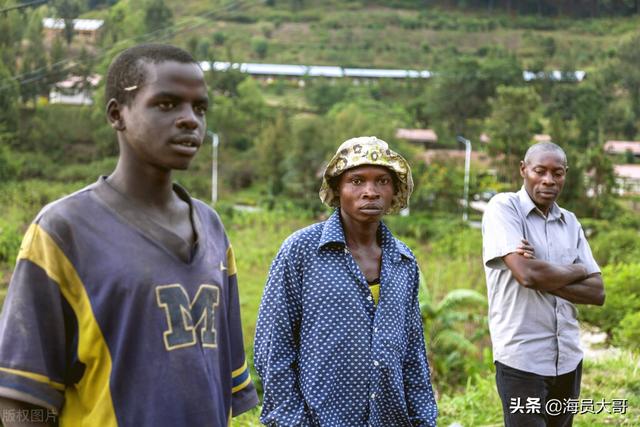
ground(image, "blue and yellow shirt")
xmin=0 ymin=178 xmax=258 ymax=426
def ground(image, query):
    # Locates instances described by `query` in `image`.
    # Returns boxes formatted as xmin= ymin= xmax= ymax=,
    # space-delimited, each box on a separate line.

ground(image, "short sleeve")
xmin=225 ymin=244 xmax=260 ymax=416
xmin=0 ymin=227 xmax=77 ymax=411
xmin=575 ymin=224 xmax=600 ymax=275
xmin=482 ymin=196 xmax=526 ymax=270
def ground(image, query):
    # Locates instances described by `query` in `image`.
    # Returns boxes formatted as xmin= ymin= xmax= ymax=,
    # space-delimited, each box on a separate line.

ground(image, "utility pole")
xmin=456 ymin=135 xmax=472 ymax=222
xmin=207 ymin=131 xmax=219 ymax=205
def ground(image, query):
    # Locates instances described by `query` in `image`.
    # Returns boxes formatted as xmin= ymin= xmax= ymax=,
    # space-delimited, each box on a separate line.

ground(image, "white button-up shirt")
xmin=482 ymin=188 xmax=600 ymax=376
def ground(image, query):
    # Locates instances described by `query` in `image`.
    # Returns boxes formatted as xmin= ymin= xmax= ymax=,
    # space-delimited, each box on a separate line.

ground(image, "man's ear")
xmin=106 ymin=98 xmax=125 ymax=131
xmin=519 ymin=160 xmax=526 ymax=178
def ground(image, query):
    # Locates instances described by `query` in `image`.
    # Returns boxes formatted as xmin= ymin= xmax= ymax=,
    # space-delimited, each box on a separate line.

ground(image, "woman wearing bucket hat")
xmin=254 ymin=136 xmax=437 ymax=426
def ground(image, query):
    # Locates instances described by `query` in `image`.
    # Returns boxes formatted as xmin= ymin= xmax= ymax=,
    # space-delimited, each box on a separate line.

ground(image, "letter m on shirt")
xmin=156 ymin=284 xmax=220 ymax=350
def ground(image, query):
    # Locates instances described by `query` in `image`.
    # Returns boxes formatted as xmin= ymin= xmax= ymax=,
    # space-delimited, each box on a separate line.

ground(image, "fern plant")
xmin=419 ymin=273 xmax=489 ymax=393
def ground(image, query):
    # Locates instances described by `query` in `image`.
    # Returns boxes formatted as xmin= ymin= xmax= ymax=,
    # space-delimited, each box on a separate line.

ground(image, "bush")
xmin=0 ymin=144 xmax=19 ymax=181
xmin=589 ymin=228 xmax=640 ymax=266
xmin=251 ymin=37 xmax=269 ymax=59
xmin=213 ymin=31 xmax=226 ymax=46
xmin=54 ymin=157 xmax=117 ymax=182
xmin=580 ymin=263 xmax=640 ymax=348
xmin=614 ymin=311 xmax=640 ymax=351
xmin=221 ymin=13 xmax=257 ymax=24
xmin=17 ymin=105 xmax=98 ymax=161
xmin=0 ymin=217 xmax=22 ymax=264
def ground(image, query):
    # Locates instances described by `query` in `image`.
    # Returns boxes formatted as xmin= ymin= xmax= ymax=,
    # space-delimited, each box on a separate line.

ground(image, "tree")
xmin=615 ymin=33 xmax=640 ymax=121
xmin=0 ymin=60 xmax=20 ymax=132
xmin=76 ymin=47 xmax=96 ymax=95
xmin=423 ymin=50 xmax=522 ymax=138
xmin=411 ymin=156 xmax=467 ymax=213
xmin=304 ymin=80 xmax=352 ymax=114
xmin=486 ymin=85 xmax=541 ymax=187
xmin=546 ymin=83 xmax=605 ymax=148
xmin=54 ymin=0 xmax=81 ymax=45
xmin=48 ymin=36 xmax=68 ymax=87
xmin=327 ymin=97 xmax=410 ymax=145
xmin=577 ymin=146 xmax=618 ymax=219
xmin=210 ymin=78 xmax=272 ymax=190
xmin=0 ymin=10 xmax=26 ymax=71
xmin=19 ymin=13 xmax=48 ymax=106
xmin=144 ymin=0 xmax=173 ymax=34
xmin=256 ymin=113 xmax=291 ymax=199
xmin=102 ymin=1 xmax=144 ymax=44
xmin=251 ymin=37 xmax=268 ymax=59
xmin=283 ymin=114 xmax=331 ymax=211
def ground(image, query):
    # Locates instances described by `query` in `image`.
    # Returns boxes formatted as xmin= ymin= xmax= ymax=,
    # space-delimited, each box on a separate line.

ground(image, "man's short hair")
xmin=105 ymin=43 xmax=198 ymax=106
xmin=524 ymin=142 xmax=568 ymax=167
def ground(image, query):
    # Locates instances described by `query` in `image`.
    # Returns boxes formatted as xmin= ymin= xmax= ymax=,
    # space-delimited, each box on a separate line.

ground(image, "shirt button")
xmin=370 ymin=393 xmax=376 ymax=399
xmin=367 ymin=295 xmax=373 ymax=301
xmin=373 ymin=360 xmax=379 ymax=367
xmin=374 ymin=327 xmax=378 ymax=333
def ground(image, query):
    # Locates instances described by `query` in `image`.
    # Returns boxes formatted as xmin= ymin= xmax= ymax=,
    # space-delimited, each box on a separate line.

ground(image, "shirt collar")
xmin=517 ymin=186 xmax=565 ymax=223
xmin=318 ymin=210 xmax=414 ymax=262
xmin=318 ymin=210 xmax=346 ymax=249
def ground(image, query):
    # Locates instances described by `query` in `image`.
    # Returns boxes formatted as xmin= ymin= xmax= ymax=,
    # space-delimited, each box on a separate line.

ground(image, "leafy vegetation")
xmin=0 ymin=0 xmax=638 ymax=424
xmin=581 ymin=263 xmax=640 ymax=351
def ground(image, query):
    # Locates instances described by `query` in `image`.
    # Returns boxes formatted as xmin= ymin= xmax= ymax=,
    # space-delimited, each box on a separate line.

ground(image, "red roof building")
xmin=604 ymin=141 xmax=640 ymax=157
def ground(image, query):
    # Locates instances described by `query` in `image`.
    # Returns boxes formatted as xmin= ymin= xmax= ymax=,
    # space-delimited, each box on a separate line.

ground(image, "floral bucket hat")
xmin=319 ymin=136 xmax=413 ymax=214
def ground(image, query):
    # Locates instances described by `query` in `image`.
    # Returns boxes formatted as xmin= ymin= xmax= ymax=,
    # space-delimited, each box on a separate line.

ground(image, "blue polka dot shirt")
xmin=254 ymin=210 xmax=438 ymax=426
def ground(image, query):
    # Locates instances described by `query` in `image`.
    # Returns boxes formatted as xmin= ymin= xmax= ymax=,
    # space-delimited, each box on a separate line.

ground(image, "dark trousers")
xmin=495 ymin=361 xmax=582 ymax=427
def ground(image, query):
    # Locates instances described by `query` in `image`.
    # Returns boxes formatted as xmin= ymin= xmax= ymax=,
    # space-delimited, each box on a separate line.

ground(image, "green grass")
xmin=221 ymin=208 xmax=312 ymax=347
xmin=231 ymin=352 xmax=640 ymax=426
xmin=435 ymin=351 xmax=640 ymax=426
xmin=0 ymin=183 xmax=638 ymax=425
xmin=225 ymin=210 xmax=639 ymax=426
xmin=164 ymin=1 xmax=638 ymax=70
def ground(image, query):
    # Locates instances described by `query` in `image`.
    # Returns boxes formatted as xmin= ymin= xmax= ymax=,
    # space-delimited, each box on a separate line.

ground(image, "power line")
xmin=0 ymin=0 xmax=47 ymax=15
xmin=0 ymin=0 xmax=249 ymax=93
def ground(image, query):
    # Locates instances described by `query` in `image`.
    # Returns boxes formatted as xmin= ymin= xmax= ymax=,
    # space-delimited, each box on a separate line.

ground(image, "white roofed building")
xmin=199 ymin=61 xmax=430 ymax=81
xmin=43 ymin=18 xmax=104 ymax=44
xmin=49 ymin=74 xmax=102 ymax=106
xmin=396 ymin=128 xmax=438 ymax=145
xmin=613 ymin=164 xmax=640 ymax=195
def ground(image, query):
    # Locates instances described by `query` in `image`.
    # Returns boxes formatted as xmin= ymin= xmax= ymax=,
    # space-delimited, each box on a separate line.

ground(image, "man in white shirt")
xmin=482 ymin=142 xmax=605 ymax=427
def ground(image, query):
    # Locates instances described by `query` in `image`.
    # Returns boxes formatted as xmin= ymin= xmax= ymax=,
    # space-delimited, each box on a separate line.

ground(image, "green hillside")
xmin=76 ymin=0 xmax=640 ymax=70
xmin=0 ymin=1 xmax=639 ymax=425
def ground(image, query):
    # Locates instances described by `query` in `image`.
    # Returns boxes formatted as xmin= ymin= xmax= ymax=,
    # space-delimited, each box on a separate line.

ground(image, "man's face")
xmin=520 ymin=150 xmax=567 ymax=214
xmin=338 ymin=165 xmax=395 ymax=224
xmin=116 ymin=60 xmax=209 ymax=171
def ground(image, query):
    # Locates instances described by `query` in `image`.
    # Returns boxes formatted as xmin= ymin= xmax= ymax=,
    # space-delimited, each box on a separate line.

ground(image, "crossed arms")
xmin=504 ymin=239 xmax=605 ymax=306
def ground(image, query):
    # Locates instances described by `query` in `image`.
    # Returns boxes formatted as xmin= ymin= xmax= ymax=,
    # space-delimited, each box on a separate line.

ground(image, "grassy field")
xmin=0 ymin=182 xmax=638 ymax=426
xmin=222 ymin=209 xmax=639 ymax=426
xmin=80 ymin=0 xmax=640 ymax=71
xmin=189 ymin=2 xmax=636 ymax=69
xmin=228 ymin=216 xmax=640 ymax=426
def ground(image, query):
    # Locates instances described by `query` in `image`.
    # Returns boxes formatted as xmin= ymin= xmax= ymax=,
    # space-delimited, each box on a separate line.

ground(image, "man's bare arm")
xmin=0 ymin=397 xmax=56 ymax=427
xmin=548 ymin=273 xmax=605 ymax=306
xmin=503 ymin=252 xmax=588 ymax=291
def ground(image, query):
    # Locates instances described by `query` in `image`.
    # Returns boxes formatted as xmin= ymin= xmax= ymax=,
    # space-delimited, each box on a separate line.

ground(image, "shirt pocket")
xmin=555 ymin=246 xmax=578 ymax=265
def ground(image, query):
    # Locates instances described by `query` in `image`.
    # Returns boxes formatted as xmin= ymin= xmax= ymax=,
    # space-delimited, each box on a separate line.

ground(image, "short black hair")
xmin=105 ymin=43 xmax=198 ymax=106
xmin=524 ymin=142 xmax=568 ymax=167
